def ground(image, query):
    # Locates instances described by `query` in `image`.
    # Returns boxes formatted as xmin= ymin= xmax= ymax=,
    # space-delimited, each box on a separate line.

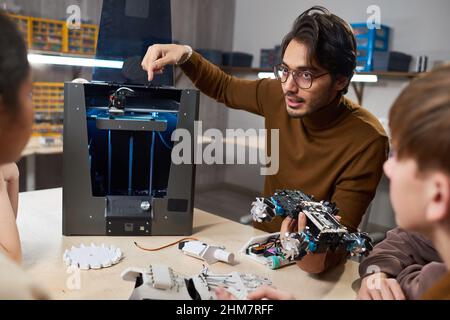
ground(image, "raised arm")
xmin=142 ymin=44 xmax=277 ymax=116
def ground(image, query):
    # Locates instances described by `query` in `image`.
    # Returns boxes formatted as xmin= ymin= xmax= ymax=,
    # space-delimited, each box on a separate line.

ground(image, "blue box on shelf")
xmin=196 ymin=49 xmax=223 ymax=66
xmin=222 ymin=52 xmax=253 ymax=67
xmin=260 ymin=45 xmax=281 ymax=69
xmin=351 ymin=23 xmax=390 ymax=72
xmin=373 ymin=51 xmax=412 ymax=72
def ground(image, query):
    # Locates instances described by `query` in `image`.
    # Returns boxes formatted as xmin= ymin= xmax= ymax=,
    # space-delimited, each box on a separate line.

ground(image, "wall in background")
xmin=234 ymin=0 xmax=450 ymax=70
xmin=232 ymin=0 xmax=450 ymax=119
xmin=172 ymin=0 xmax=236 ymax=191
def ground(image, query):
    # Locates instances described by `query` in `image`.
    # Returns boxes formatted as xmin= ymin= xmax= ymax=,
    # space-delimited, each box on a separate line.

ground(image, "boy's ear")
xmin=425 ymin=173 xmax=450 ymax=223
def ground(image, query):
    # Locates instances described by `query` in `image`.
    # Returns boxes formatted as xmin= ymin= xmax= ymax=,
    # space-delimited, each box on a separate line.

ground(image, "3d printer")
xmin=63 ymin=82 xmax=199 ymax=236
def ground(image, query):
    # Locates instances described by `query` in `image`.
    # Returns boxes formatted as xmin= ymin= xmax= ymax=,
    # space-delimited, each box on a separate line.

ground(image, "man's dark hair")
xmin=281 ymin=6 xmax=356 ymax=94
xmin=0 ymin=10 xmax=30 ymax=110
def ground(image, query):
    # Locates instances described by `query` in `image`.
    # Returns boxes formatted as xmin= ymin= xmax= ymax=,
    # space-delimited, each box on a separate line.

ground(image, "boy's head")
xmin=0 ymin=11 xmax=33 ymax=163
xmin=278 ymin=6 xmax=356 ymax=118
xmin=384 ymin=65 xmax=450 ymax=233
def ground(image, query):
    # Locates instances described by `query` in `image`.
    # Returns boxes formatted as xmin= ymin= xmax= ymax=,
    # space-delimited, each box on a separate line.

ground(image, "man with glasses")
xmin=142 ymin=6 xmax=388 ymax=273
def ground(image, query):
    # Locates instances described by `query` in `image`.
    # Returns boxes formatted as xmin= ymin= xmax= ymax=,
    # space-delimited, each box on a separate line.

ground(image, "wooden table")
xmin=17 ymin=188 xmax=360 ymax=300
xmin=20 ymin=136 xmax=63 ymax=191
xmin=22 ymin=136 xmax=63 ymax=157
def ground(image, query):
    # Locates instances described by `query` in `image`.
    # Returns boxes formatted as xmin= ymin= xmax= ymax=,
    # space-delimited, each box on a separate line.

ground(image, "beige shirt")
xmin=0 ymin=253 xmax=49 ymax=300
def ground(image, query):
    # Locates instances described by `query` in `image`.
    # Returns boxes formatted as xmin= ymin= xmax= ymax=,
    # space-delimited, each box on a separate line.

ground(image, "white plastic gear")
xmin=250 ymin=198 xmax=270 ymax=223
xmin=63 ymin=243 xmax=123 ymax=270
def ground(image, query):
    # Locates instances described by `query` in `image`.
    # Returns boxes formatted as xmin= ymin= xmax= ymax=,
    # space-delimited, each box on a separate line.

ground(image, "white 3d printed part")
xmin=180 ymin=240 xmax=235 ymax=265
xmin=239 ymin=232 xmax=296 ymax=270
xmin=63 ymin=243 xmax=123 ymax=270
xmin=121 ymin=265 xmax=272 ymax=300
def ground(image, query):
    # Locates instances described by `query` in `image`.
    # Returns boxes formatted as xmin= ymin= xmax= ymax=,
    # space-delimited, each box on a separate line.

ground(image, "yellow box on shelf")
xmin=32 ymin=82 xmax=64 ymax=137
xmin=7 ymin=13 xmax=32 ymax=48
xmin=29 ymin=16 xmax=67 ymax=53
xmin=68 ymin=23 xmax=99 ymax=56
xmin=7 ymin=13 xmax=98 ymax=56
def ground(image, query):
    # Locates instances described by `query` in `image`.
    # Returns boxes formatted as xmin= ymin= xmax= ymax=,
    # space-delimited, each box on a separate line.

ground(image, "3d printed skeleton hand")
xmin=121 ymin=264 xmax=272 ymax=300
xmin=251 ymin=189 xmax=373 ymax=261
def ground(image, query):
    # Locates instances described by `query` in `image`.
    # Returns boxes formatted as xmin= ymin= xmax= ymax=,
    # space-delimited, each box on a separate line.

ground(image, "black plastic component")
xmin=168 ymin=199 xmax=188 ymax=212
xmin=252 ymin=189 xmax=374 ymax=261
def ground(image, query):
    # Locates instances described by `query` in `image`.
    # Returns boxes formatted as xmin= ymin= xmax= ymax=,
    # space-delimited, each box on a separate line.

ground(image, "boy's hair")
xmin=0 ymin=10 xmax=30 ymax=110
xmin=281 ymin=6 xmax=356 ymax=94
xmin=389 ymin=65 xmax=450 ymax=175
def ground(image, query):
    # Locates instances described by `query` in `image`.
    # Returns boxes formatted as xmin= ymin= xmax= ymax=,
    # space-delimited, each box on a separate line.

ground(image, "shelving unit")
xmin=30 ymin=17 xmax=66 ymax=53
xmin=351 ymin=71 xmax=421 ymax=105
xmin=7 ymin=13 xmax=99 ymax=146
xmin=219 ymin=66 xmax=422 ymax=105
xmin=8 ymin=13 xmax=99 ymax=56
xmin=220 ymin=66 xmax=272 ymax=73
xmin=32 ymin=82 xmax=64 ymax=137
xmin=67 ymin=23 xmax=98 ymax=55
xmin=7 ymin=14 xmax=32 ymax=46
xmin=220 ymin=66 xmax=420 ymax=78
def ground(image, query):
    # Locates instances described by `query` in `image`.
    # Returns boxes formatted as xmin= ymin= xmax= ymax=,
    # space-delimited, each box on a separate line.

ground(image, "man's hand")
xmin=215 ymin=286 xmax=295 ymax=300
xmin=280 ymin=214 xmax=304 ymax=239
xmin=215 ymin=287 xmax=237 ymax=300
xmin=141 ymin=44 xmax=190 ymax=81
xmin=280 ymin=213 xmax=344 ymax=273
xmin=280 ymin=213 xmax=324 ymax=273
xmin=357 ymin=272 xmax=406 ymax=300
xmin=246 ymin=286 xmax=295 ymax=300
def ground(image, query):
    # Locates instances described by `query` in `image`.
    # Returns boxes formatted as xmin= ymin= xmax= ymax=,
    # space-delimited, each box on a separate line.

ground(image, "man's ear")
xmin=425 ymin=173 xmax=450 ymax=223
xmin=333 ymin=75 xmax=350 ymax=92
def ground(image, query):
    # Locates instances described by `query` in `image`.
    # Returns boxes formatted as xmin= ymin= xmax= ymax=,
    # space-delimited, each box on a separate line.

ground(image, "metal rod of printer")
xmin=148 ymin=131 xmax=155 ymax=196
xmin=128 ymin=133 xmax=134 ymax=196
xmin=108 ymin=130 xmax=112 ymax=194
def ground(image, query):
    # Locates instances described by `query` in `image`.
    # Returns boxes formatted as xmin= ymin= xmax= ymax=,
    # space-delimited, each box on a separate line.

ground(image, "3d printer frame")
xmin=63 ymin=82 xmax=199 ymax=236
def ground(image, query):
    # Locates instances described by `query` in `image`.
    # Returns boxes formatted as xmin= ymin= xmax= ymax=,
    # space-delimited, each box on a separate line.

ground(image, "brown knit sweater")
xmin=181 ymin=51 xmax=389 ymax=232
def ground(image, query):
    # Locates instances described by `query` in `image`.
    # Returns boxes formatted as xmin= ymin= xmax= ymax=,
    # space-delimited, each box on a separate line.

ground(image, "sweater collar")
xmin=301 ymin=95 xmax=351 ymax=130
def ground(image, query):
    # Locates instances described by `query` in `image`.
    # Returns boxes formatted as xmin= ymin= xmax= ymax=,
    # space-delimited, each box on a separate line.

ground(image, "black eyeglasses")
xmin=273 ymin=64 xmax=329 ymax=89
